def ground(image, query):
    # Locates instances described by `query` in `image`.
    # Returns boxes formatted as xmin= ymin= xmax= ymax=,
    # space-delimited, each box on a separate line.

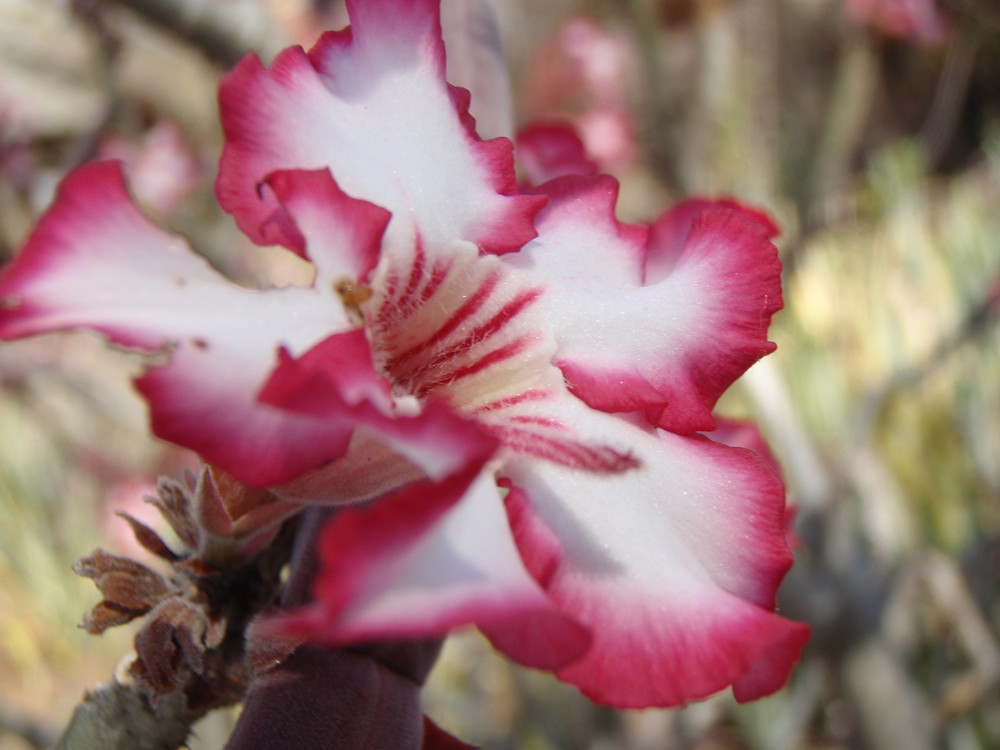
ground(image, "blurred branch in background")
xmin=920 ymin=28 xmax=977 ymax=169
xmin=104 ymin=0 xmax=287 ymax=65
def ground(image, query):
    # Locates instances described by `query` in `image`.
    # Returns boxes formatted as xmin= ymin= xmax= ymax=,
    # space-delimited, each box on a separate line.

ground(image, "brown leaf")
xmin=193 ymin=465 xmax=233 ymax=538
xmin=73 ymin=548 xmax=149 ymax=580
xmin=116 ymin=511 xmax=180 ymax=561
xmin=147 ymin=477 xmax=199 ymax=549
xmin=97 ymin=570 xmax=170 ymax=610
xmin=80 ymin=600 xmax=145 ymax=635
xmin=132 ymin=598 xmax=208 ymax=698
xmin=73 ymin=549 xmax=176 ymax=637
xmin=73 ymin=548 xmax=173 ymax=609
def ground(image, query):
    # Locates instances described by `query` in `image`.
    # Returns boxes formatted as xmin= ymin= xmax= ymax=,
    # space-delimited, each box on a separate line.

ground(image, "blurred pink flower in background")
xmin=98 ymin=121 xmax=201 ymax=218
xmin=101 ymin=478 xmax=162 ymax=560
xmin=522 ymin=16 xmax=637 ymax=173
xmin=845 ymin=0 xmax=951 ymax=43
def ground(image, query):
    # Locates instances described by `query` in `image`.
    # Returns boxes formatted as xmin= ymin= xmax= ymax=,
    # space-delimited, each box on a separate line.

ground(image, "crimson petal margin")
xmin=506 ymin=178 xmax=782 ymax=434
xmin=0 ymin=161 xmax=362 ymax=486
xmin=217 ymin=0 xmax=544 ymax=257
xmin=643 ymin=197 xmax=779 ymax=285
xmin=275 ymin=464 xmax=592 ymax=672
xmin=516 ymin=122 xmax=599 ymax=187
xmin=499 ymin=408 xmax=808 ymax=707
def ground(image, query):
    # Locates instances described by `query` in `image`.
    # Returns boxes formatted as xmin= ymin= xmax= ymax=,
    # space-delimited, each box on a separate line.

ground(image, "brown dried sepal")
xmin=145 ymin=471 xmax=200 ymax=551
xmin=72 ymin=465 xmax=301 ymax=709
xmin=73 ymin=549 xmax=175 ymax=634
xmin=116 ymin=511 xmax=180 ymax=562
xmin=146 ymin=465 xmax=301 ymax=572
xmin=129 ymin=597 xmax=223 ymax=698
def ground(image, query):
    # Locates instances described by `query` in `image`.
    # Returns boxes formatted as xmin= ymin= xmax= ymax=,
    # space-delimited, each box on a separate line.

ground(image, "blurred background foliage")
xmin=1 ymin=0 xmax=999 ymax=748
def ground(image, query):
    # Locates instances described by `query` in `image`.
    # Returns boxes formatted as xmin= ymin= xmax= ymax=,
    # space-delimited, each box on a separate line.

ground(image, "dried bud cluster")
xmin=73 ymin=466 xmax=302 ymax=707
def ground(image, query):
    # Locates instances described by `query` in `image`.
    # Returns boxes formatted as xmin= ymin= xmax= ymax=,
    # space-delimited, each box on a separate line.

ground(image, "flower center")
xmin=365 ymin=241 xmax=545 ymax=411
xmin=334 ymin=277 xmax=374 ymax=327
xmin=362 ymin=240 xmax=639 ymax=474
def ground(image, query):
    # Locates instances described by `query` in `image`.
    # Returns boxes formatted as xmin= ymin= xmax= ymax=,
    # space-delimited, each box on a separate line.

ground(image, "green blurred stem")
xmin=55 ymin=681 xmax=204 ymax=750
xmin=854 ymin=287 xmax=999 ymax=450
xmin=886 ymin=289 xmax=997 ymax=394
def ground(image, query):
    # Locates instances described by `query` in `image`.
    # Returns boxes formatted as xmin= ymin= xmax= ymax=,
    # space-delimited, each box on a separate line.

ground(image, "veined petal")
xmin=365 ymin=232 xmax=637 ymax=475
xmin=217 ymin=0 xmax=543 ymax=256
xmin=507 ymin=178 xmax=782 ymax=433
xmin=277 ymin=465 xmax=591 ymax=671
xmin=500 ymin=405 xmax=807 ymax=707
xmin=0 ymin=161 xmax=357 ymax=486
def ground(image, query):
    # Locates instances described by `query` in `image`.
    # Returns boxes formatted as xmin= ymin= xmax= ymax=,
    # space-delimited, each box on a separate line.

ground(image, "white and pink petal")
xmin=498 ymin=405 xmax=807 ymax=707
xmin=0 ymin=161 xmax=360 ymax=486
xmin=217 ymin=0 xmax=543 ymax=257
xmin=265 ymin=169 xmax=389 ymax=291
xmin=258 ymin=332 xmax=498 ymax=486
xmin=506 ymin=179 xmax=782 ymax=434
xmin=277 ymin=464 xmax=591 ymax=671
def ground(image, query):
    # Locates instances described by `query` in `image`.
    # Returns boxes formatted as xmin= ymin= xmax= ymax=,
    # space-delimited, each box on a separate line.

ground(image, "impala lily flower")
xmin=0 ymin=0 xmax=807 ymax=708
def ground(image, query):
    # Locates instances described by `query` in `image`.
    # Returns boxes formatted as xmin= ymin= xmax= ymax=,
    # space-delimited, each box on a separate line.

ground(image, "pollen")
xmin=334 ymin=277 xmax=374 ymax=325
